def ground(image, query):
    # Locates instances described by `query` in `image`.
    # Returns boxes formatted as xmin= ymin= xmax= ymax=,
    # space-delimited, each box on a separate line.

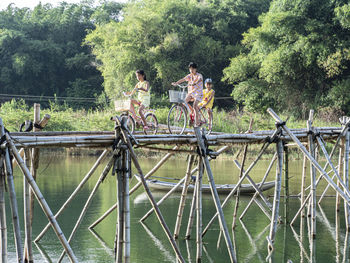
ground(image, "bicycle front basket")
xmin=114 ymin=99 xmax=130 ymax=112
xmin=169 ymin=90 xmax=186 ymax=103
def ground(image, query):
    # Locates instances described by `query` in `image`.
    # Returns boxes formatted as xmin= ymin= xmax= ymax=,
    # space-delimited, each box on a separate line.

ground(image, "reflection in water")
xmin=89 ymin=229 xmax=114 ymax=256
xmin=35 ymin=242 xmax=53 ymax=263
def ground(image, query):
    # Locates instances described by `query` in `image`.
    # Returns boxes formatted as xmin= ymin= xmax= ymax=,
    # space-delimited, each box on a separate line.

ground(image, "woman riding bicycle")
xmin=171 ymin=62 xmax=203 ymax=127
xmin=124 ymin=69 xmax=150 ymax=130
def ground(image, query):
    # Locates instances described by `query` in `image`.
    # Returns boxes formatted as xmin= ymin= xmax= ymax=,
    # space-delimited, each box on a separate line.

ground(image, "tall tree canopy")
xmin=223 ymin=0 xmax=350 ymax=116
xmin=85 ymin=0 xmax=270 ymax=104
xmin=0 ymin=0 xmax=123 ymax=107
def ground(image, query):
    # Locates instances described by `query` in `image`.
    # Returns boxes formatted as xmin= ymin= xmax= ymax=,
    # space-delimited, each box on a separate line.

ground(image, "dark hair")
xmin=136 ymin=69 xmax=147 ymax=80
xmin=188 ymin=62 xmax=197 ymax=69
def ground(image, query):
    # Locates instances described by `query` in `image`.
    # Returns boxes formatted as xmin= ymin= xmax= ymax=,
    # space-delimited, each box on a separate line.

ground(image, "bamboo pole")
xmin=0 ymin=121 xmax=23 ymax=263
xmin=284 ymin=144 xmax=289 ymax=224
xmin=58 ymin=154 xmax=116 ymax=262
xmin=34 ymin=149 xmax=109 ymax=242
xmin=193 ymin=127 xmax=236 ymax=263
xmin=89 ymin=146 xmax=179 ymax=229
xmin=185 ymin=180 xmax=197 ymax=239
xmin=307 ymin=113 xmax=317 ymax=239
xmin=300 ymin=155 xmax=307 ymax=219
xmin=140 ymin=175 xmax=187 ymax=222
xmin=23 ymin=149 xmax=33 ymax=263
xmin=7 ymin=134 xmax=78 ymax=262
xmin=196 ymin=158 xmax=203 ymax=262
xmin=116 ymin=149 xmax=124 ymax=263
xmin=239 ymin=153 xmax=277 ymax=220
xmin=115 ymin=116 xmax=185 ymax=263
xmin=267 ymin=139 xmax=283 ymax=254
xmin=0 ymin=157 xmax=7 ymax=263
xmin=344 ymin=130 xmax=350 ymax=230
xmin=124 ymin=150 xmax=131 ymax=263
xmin=267 ymin=108 xmax=350 ymax=204
xmin=174 ymin=154 xmax=195 ymax=238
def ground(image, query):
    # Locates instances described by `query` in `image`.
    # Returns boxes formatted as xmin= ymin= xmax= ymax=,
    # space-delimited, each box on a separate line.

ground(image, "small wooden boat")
xmin=134 ymin=175 xmax=275 ymax=194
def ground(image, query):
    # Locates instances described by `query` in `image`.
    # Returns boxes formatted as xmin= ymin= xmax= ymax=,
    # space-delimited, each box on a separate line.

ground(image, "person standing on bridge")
xmin=171 ymin=62 xmax=203 ymax=127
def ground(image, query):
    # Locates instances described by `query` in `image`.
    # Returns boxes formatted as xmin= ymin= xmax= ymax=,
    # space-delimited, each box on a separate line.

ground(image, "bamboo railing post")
xmin=114 ymin=116 xmax=185 ymax=263
xmin=174 ymin=154 xmax=194 ymax=238
xmin=23 ymin=149 xmax=33 ymax=263
xmin=267 ymin=139 xmax=283 ymax=256
xmin=6 ymin=134 xmax=78 ymax=262
xmin=307 ymin=111 xmax=317 ymax=239
xmin=0 ymin=156 xmax=7 ymax=263
xmin=344 ymin=129 xmax=350 ymax=230
xmin=185 ymin=179 xmax=197 ymax=239
xmin=194 ymin=127 xmax=236 ymax=263
xmin=267 ymin=108 xmax=350 ymax=204
xmin=58 ymin=154 xmax=116 ymax=262
xmin=89 ymin=146 xmax=179 ymax=230
xmin=196 ymin=158 xmax=203 ymax=262
xmin=34 ymin=149 xmax=109 ymax=242
xmin=124 ymin=149 xmax=131 ymax=263
xmin=0 ymin=120 xmax=23 ymax=263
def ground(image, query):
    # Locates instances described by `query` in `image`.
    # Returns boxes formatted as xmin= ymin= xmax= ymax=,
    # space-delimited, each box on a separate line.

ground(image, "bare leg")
xmin=185 ymin=95 xmax=194 ymax=116
xmin=208 ymin=109 xmax=213 ymax=129
xmin=193 ymin=100 xmax=199 ymax=126
xmin=129 ymin=100 xmax=140 ymax=121
xmin=138 ymin=104 xmax=147 ymax=127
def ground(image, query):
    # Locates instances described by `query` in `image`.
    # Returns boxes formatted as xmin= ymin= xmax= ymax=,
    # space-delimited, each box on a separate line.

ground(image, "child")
xmin=171 ymin=62 xmax=203 ymax=127
xmin=198 ymin=78 xmax=215 ymax=130
xmin=124 ymin=69 xmax=150 ymax=129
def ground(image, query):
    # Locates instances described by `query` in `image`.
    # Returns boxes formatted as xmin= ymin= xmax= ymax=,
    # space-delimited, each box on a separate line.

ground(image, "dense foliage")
xmin=0 ymin=0 xmax=123 ymax=108
xmin=223 ymin=0 xmax=350 ymax=117
xmin=85 ymin=0 xmax=270 ymax=107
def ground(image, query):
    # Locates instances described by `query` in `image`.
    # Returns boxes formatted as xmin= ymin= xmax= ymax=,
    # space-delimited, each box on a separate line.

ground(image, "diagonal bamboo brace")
xmin=267 ymin=108 xmax=350 ymax=204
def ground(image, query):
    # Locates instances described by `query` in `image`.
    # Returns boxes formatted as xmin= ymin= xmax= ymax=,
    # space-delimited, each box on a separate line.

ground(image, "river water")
xmin=5 ymin=153 xmax=349 ymax=262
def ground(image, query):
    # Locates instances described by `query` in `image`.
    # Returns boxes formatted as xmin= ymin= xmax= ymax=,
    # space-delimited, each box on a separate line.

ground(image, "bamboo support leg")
xmin=124 ymin=150 xmax=131 ymax=263
xmin=23 ymin=149 xmax=33 ymax=263
xmin=307 ymin=119 xmax=316 ymax=239
xmin=89 ymin=146 xmax=178 ymax=229
xmin=58 ymin=154 xmax=116 ymax=262
xmin=300 ymin=155 xmax=307 ymax=218
xmin=267 ymin=108 xmax=350 ymax=204
xmin=185 ymin=182 xmax=197 ymax=239
xmin=1 ymin=123 xmax=23 ymax=263
xmin=115 ymin=118 xmax=185 ymax=263
xmin=196 ymin=159 xmax=203 ymax=262
xmin=174 ymin=155 xmax=194 ymax=238
xmin=140 ymin=175 xmax=187 ymax=222
xmin=267 ymin=139 xmax=283 ymax=254
xmin=194 ymin=127 xmax=236 ymax=263
xmin=240 ymin=153 xmax=277 ymax=220
xmin=35 ymin=149 xmax=109 ymax=242
xmin=284 ymin=145 xmax=289 ymax=223
xmin=116 ymin=151 xmax=124 ymax=263
xmin=0 ymin=158 xmax=7 ymax=263
xmin=7 ymin=135 xmax=78 ymax=263
xmin=344 ymin=131 xmax=350 ymax=230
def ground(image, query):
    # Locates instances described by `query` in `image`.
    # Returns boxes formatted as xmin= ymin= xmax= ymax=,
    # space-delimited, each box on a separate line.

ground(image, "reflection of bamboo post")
xmin=174 ymin=154 xmax=194 ymax=238
xmin=34 ymin=149 xmax=108 ymax=242
xmin=58 ymin=155 xmax=115 ymax=262
xmin=0 ymin=157 xmax=7 ymax=263
xmin=239 ymin=153 xmax=277 ymax=220
xmin=194 ymin=127 xmax=236 ymax=263
xmin=267 ymin=139 xmax=283 ymax=253
xmin=0 ymin=120 xmax=23 ymax=263
xmin=7 ymin=134 xmax=77 ymax=262
xmin=23 ymin=149 xmax=33 ymax=262
xmin=124 ymin=150 xmax=131 ymax=263
xmin=196 ymin=158 xmax=203 ymax=262
xmin=89 ymin=146 xmax=179 ymax=229
xmin=185 ymin=181 xmax=197 ymax=239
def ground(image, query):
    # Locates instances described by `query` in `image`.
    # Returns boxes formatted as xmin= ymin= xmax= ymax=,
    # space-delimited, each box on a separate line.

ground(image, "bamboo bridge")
xmin=0 ymin=103 xmax=350 ymax=262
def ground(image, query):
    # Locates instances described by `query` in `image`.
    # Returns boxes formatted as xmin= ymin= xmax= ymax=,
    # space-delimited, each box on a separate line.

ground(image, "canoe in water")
xmin=134 ymin=175 xmax=275 ymax=194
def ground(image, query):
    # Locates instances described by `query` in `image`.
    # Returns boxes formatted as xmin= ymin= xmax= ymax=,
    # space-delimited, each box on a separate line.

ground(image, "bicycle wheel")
xmin=144 ymin=112 xmax=158 ymax=135
xmin=168 ymin=104 xmax=187 ymax=134
xmin=199 ymin=108 xmax=212 ymax=135
xmin=120 ymin=113 xmax=135 ymax=133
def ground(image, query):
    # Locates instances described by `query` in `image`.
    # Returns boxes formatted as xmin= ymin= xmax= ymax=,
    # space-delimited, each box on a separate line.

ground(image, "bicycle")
xmin=114 ymin=96 xmax=158 ymax=135
xmin=167 ymin=84 xmax=212 ymax=135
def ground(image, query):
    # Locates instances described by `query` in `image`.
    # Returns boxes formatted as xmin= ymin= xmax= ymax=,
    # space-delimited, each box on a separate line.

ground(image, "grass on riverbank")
xmin=0 ymin=99 xmax=340 ymax=133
